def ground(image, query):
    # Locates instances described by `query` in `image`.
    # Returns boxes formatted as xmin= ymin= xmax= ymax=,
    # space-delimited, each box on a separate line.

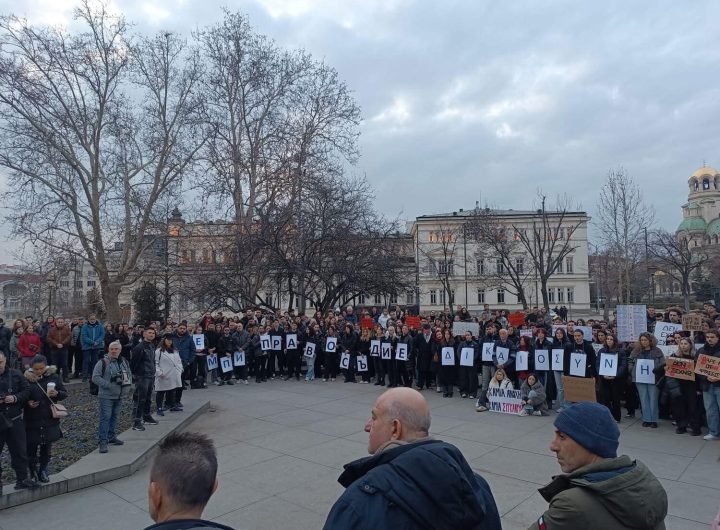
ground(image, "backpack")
xmin=89 ymin=358 xmax=109 ymax=396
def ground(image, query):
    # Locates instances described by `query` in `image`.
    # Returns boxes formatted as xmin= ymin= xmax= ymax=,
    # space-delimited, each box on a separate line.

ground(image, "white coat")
xmin=154 ymin=348 xmax=183 ymax=392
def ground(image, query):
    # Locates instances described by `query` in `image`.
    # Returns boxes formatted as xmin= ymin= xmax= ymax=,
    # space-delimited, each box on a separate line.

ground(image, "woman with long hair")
xmin=629 ymin=332 xmax=665 ymax=428
xmin=596 ymin=334 xmax=627 ymax=422
xmin=154 ymin=336 xmax=183 ymax=415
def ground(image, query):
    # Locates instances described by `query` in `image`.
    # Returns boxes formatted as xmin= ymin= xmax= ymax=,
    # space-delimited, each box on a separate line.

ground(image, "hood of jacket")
xmin=24 ymin=365 xmax=58 ymax=383
xmin=338 ymin=439 xmax=496 ymax=529
xmin=541 ymin=455 xmax=667 ymax=529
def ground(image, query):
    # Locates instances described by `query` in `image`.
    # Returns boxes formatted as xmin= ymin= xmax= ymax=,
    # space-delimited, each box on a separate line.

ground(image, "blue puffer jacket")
xmin=80 ymin=321 xmax=105 ymax=351
xmin=323 ymin=439 xmax=501 ymax=530
xmin=171 ymin=331 xmax=197 ymax=365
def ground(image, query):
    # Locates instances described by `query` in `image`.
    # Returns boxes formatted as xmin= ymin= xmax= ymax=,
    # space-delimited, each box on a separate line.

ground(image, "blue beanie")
xmin=554 ymin=402 xmax=620 ymax=458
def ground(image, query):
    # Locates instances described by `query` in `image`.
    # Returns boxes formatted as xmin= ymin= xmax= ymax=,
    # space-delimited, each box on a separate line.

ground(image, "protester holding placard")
xmin=532 ymin=328 xmax=554 ymax=407
xmin=628 ymin=332 xmax=665 ymax=428
xmin=382 ymin=326 xmax=399 ymax=387
xmin=253 ymin=325 xmax=269 ymax=383
xmin=269 ymin=319 xmax=286 ymax=379
xmin=697 ymin=329 xmax=720 ymax=440
xmin=516 ymin=335 xmax=534 ymax=385
xmin=371 ymin=326 xmax=386 ymax=386
xmin=493 ymin=328 xmax=517 ymax=383
xmin=339 ymin=323 xmax=358 ymax=384
xmin=487 ymin=367 xmax=514 ymax=399
xmin=519 ymin=373 xmax=548 ymax=416
xmin=283 ymin=321 xmax=303 ymax=382
xmin=356 ymin=328 xmax=372 ymax=383
xmin=552 ymin=327 xmax=570 ymax=410
xmin=595 ymin=334 xmax=627 ymax=422
xmin=397 ymin=325 xmax=414 ymax=388
xmin=455 ymin=330 xmax=478 ymax=399
xmin=206 ymin=323 xmax=221 ymax=384
xmin=323 ymin=326 xmax=340 ymax=382
xmin=216 ymin=327 xmax=237 ymax=386
xmin=232 ymin=323 xmax=251 ymax=384
xmin=412 ymin=323 xmax=434 ymax=390
xmin=666 ymin=338 xmax=701 ymax=435
xmin=438 ymin=329 xmax=457 ymax=398
xmin=303 ymin=323 xmax=322 ymax=382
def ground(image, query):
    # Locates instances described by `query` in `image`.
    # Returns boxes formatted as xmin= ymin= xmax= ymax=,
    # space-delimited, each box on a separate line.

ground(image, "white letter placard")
xmin=396 ymin=343 xmax=408 ymax=361
xmin=260 ymin=334 xmax=271 ymax=351
xmin=381 ymin=342 xmax=392 ymax=360
xmin=340 ymin=351 xmax=351 ymax=369
xmin=441 ymin=347 xmax=455 ymax=366
xmin=460 ymin=347 xmax=475 ymax=367
xmin=233 ymin=351 xmax=246 ymax=367
xmin=192 ymin=334 xmax=205 ymax=351
xmin=636 ymin=358 xmax=655 ymax=384
xmin=220 ymin=356 xmax=233 ymax=373
xmin=569 ymin=353 xmax=587 ymax=377
xmin=535 ymin=350 xmax=549 ymax=371
xmin=206 ymin=354 xmax=218 ymax=371
xmin=325 ymin=336 xmax=337 ymax=352
xmin=551 ymin=349 xmax=564 ymax=371
xmin=370 ymin=340 xmax=381 ymax=357
xmin=515 ymin=351 xmax=529 ymax=371
xmin=598 ymin=353 xmax=618 ymax=376
xmin=285 ymin=334 xmax=298 ymax=350
xmin=271 ymin=336 xmax=283 ymax=351
xmin=482 ymin=343 xmax=494 ymax=362
xmin=495 ymin=347 xmax=509 ymax=365
xmin=304 ymin=342 xmax=316 ymax=358
xmin=357 ymin=355 xmax=368 ymax=372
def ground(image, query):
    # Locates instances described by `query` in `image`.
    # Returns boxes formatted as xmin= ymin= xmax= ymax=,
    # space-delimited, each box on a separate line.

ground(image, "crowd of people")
xmin=1 ymin=300 xmax=720 ymax=494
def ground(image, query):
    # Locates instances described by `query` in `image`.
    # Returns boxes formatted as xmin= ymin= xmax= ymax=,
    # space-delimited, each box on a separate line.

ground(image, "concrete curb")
xmin=0 ymin=397 xmax=211 ymax=510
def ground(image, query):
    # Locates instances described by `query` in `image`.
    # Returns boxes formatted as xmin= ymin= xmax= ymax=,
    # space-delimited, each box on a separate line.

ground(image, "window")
xmin=558 ymin=228 xmax=565 ymax=240
xmin=389 ymin=293 xmax=398 ymax=304
xmin=557 ymin=287 xmax=565 ymax=303
xmin=374 ymin=294 xmax=382 ymax=305
xmin=87 ymin=280 xmax=96 ymax=288
xmin=556 ymin=259 xmax=564 ymax=274
xmin=516 ymin=258 xmax=524 ymax=274
xmin=358 ymin=294 xmax=366 ymax=305
xmin=438 ymin=260 xmax=454 ymax=276
xmin=429 ymin=289 xmax=437 ymax=305
xmin=202 ymin=249 xmax=210 ymax=263
xmin=60 ymin=280 xmax=69 ymax=288
xmin=87 ymin=270 xmax=96 ymax=277
xmin=477 ymin=288 xmax=485 ymax=304
xmin=406 ymin=292 xmax=415 ymax=305
xmin=265 ymin=292 xmax=274 ymax=307
xmin=567 ymin=287 xmax=574 ymax=303
xmin=704 ymin=178 xmax=711 ymax=190
xmin=190 ymin=250 xmax=197 ymax=262
xmin=565 ymin=256 xmax=574 ymax=274
xmin=496 ymin=288 xmax=505 ymax=304
xmin=7 ymin=298 xmax=19 ymax=309
xmin=496 ymin=259 xmax=505 ymax=275
xmin=74 ymin=280 xmax=83 ymax=289
xmin=477 ymin=258 xmax=485 ymax=275
xmin=548 ymin=288 xmax=555 ymax=303
xmin=440 ymin=290 xmax=447 ymax=305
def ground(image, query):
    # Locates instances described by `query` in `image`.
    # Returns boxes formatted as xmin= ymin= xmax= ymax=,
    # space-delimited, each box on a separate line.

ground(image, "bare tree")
xmin=0 ymin=2 xmax=206 ymax=321
xmin=648 ymin=230 xmax=708 ymax=310
xmin=595 ymin=168 xmax=655 ymax=303
xmin=418 ymin=224 xmax=461 ymax=311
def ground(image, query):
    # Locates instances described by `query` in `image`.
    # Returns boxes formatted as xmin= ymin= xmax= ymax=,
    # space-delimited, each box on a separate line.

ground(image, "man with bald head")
xmin=323 ymin=388 xmax=501 ymax=530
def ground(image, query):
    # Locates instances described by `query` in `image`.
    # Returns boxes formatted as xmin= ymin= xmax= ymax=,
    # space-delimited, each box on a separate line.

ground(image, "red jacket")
xmin=18 ymin=332 xmax=43 ymax=358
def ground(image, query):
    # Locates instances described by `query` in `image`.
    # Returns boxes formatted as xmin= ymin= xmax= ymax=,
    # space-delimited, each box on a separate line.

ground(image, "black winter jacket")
xmin=323 ymin=439 xmax=501 ymax=530
xmin=130 ymin=340 xmax=156 ymax=379
xmin=0 ymin=366 xmax=30 ymax=420
xmin=23 ymin=366 xmax=67 ymax=445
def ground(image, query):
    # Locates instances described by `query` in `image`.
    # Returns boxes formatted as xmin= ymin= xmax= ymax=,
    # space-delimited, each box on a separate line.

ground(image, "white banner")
xmin=441 ymin=346 xmax=455 ymax=366
xmin=635 ymin=358 xmax=655 ymax=384
xmin=396 ymin=343 xmax=409 ymax=361
xmin=220 ymin=356 xmax=233 ymax=373
xmin=233 ymin=351 xmax=246 ymax=367
xmin=487 ymin=387 xmax=524 ymax=415
xmin=575 ymin=326 xmax=592 ymax=341
xmin=616 ymin=304 xmax=647 ymax=342
xmin=460 ymin=347 xmax=474 ymax=367
xmin=452 ymin=322 xmax=480 ymax=338
xmin=534 ymin=350 xmax=550 ymax=371
xmin=598 ymin=353 xmax=618 ymax=376
xmin=569 ymin=353 xmax=587 ymax=377
xmin=192 ymin=334 xmax=205 ymax=351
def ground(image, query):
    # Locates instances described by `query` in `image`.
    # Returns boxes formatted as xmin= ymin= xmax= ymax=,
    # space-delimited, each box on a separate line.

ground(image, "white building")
xmin=410 ymin=208 xmax=591 ymax=313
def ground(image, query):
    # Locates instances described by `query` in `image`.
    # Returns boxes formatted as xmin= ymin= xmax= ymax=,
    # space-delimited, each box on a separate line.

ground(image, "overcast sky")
xmin=1 ymin=0 xmax=719 ymax=262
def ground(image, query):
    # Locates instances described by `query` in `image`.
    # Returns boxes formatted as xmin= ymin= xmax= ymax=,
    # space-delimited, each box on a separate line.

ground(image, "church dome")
xmin=707 ymin=218 xmax=720 ymax=236
xmin=678 ymin=216 xmax=707 ymax=232
xmin=691 ymin=166 xmax=720 ymax=178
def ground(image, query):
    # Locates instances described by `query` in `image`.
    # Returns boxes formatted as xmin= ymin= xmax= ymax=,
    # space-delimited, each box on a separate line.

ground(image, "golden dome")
xmin=691 ymin=166 xmax=720 ymax=178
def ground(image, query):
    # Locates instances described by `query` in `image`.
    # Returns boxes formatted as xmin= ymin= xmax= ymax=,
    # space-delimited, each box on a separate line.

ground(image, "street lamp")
xmin=46 ymin=273 xmax=57 ymax=317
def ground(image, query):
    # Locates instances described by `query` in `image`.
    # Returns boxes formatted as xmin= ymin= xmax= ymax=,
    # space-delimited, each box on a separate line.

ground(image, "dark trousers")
xmin=156 ymin=390 xmax=175 ymax=410
xmin=26 ymin=441 xmax=51 ymax=469
xmin=459 ymin=366 xmax=479 ymax=396
xmin=0 ymin=418 xmax=29 ymax=483
xmin=598 ymin=377 xmax=624 ymax=421
xmin=324 ymin=352 xmax=339 ymax=379
xmin=190 ymin=357 xmax=207 ymax=387
xmin=624 ymin=379 xmax=640 ymax=414
xmin=286 ymin=352 xmax=301 ymax=378
xmin=82 ymin=349 xmax=102 ymax=379
xmin=233 ymin=364 xmax=248 ymax=380
xmin=132 ymin=377 xmax=154 ymax=421
xmin=440 ymin=366 xmax=456 ymax=395
xmin=372 ymin=356 xmax=385 ymax=384
xmin=672 ymin=381 xmax=701 ymax=430
xmin=50 ymin=347 xmax=69 ymax=381
xmin=255 ymin=355 xmax=268 ymax=381
xmin=71 ymin=345 xmax=83 ymax=376
xmin=276 ymin=351 xmax=286 ymax=375
xmin=343 ymin=354 xmax=356 ymax=382
xmin=417 ymin=369 xmax=433 ymax=389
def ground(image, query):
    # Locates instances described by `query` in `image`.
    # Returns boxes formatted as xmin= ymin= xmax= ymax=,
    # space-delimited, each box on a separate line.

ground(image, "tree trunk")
xmin=101 ymin=282 xmax=122 ymax=323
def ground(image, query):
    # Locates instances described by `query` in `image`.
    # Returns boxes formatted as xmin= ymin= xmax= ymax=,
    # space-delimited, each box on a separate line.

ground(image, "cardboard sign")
xmin=271 ymin=335 xmax=283 ymax=350
xmin=340 ymin=351 xmax=351 ymax=370
xmin=654 ymin=322 xmax=683 ymax=346
xmin=220 ymin=356 xmax=233 ymax=373
xmin=551 ymin=349 xmax=564 ymax=371
xmin=665 ymin=357 xmax=695 ymax=381
xmin=381 ymin=342 xmax=392 ymax=360
xmin=598 ymin=353 xmax=618 ymax=376
xmin=515 ymin=351 xmax=529 ymax=371
xmin=405 ymin=316 xmax=421 ymax=329
xmin=635 ymin=358 xmax=655 ymax=384
xmin=487 ymin=387 xmax=524 ymax=414
xmin=695 ymin=354 xmax=720 ymax=379
xmin=482 ymin=343 xmax=494 ymax=362
xmin=460 ymin=347 xmax=475 ymax=367
xmin=206 ymin=353 xmax=218 ymax=371
xmin=325 ymin=337 xmax=338 ymax=352
xmin=285 ymin=334 xmax=298 ymax=350
xmin=508 ymin=312 xmax=526 ymax=327
xmin=495 ymin=347 xmax=510 ymax=365
xmin=534 ymin=350 xmax=550 ymax=371
xmin=452 ymin=322 xmax=480 ymax=338
xmin=233 ymin=351 xmax=246 ymax=367
xmin=357 ymin=354 xmax=368 ymax=372
xmin=563 ymin=376 xmax=596 ymax=403
xmin=569 ymin=353 xmax=587 ymax=377
xmin=616 ymin=304 xmax=647 ymax=342
xmin=192 ymin=334 xmax=205 ymax=351
xmin=441 ymin=346 xmax=455 ymax=366
xmin=260 ymin=334 xmax=271 ymax=351
xmin=396 ymin=343 xmax=409 ymax=361
xmin=360 ymin=316 xmax=375 ymax=329
xmin=370 ymin=340 xmax=381 ymax=357
xmin=682 ymin=313 xmax=704 ymax=332
xmin=303 ymin=342 xmax=316 ymax=358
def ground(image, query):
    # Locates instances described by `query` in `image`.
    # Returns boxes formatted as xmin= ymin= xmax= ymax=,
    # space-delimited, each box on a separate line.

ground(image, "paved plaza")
xmin=2 ymin=380 xmax=719 ymax=530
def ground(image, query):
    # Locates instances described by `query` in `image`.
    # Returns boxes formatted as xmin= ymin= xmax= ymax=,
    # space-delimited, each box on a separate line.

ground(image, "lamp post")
xmin=46 ymin=273 xmax=56 ymax=317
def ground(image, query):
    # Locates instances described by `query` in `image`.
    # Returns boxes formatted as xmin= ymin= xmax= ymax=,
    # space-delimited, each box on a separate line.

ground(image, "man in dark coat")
xmin=412 ymin=323 xmax=434 ymax=390
xmin=323 ymin=387 xmax=501 ymax=530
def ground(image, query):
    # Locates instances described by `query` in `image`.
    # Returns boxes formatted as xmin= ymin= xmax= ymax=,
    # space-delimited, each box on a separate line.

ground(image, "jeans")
xmin=636 ymin=382 xmax=659 ymax=422
xmin=478 ymin=365 xmax=493 ymax=405
xmin=132 ymin=377 xmax=154 ymax=421
xmin=553 ymin=370 xmax=567 ymax=408
xmin=305 ymin=356 xmax=315 ymax=380
xmin=703 ymin=385 xmax=720 ymax=436
xmin=82 ymin=349 xmax=102 ymax=378
xmin=98 ymin=398 xmax=122 ymax=443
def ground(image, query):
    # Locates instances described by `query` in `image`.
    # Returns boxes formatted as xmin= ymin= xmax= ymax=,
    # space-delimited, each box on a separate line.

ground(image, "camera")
xmin=112 ymin=374 xmax=123 ymax=385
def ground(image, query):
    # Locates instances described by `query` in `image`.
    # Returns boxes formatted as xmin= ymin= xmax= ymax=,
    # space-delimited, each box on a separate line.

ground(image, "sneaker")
xmin=703 ymin=434 xmax=719 ymax=441
xmin=143 ymin=416 xmax=159 ymax=425
xmin=519 ymin=409 xmax=529 ymax=416
xmin=14 ymin=478 xmax=39 ymax=490
xmin=218 ymin=381 xmax=225 ymax=386
xmin=132 ymin=422 xmax=145 ymax=431
xmin=476 ymin=405 xmax=488 ymax=412
xmin=226 ymin=380 xmax=235 ymax=385
xmin=244 ymin=379 xmax=249 ymax=385
xmin=532 ymin=410 xmax=543 ymax=417
xmin=99 ymin=442 xmax=109 ymax=453
xmin=650 ymin=422 xmax=658 ymax=429
xmin=625 ymin=412 xmax=635 ymax=418
xmin=213 ymin=381 xmax=221 ymax=385
xmin=461 ymin=393 xmax=468 ymax=399
xmin=675 ymin=427 xmax=687 ymax=435
xmin=156 ymin=407 xmax=165 ymax=417
xmin=169 ymin=405 xmax=183 ymax=412
xmin=109 ymin=438 xmax=124 ymax=445
xmin=436 ymin=387 xmax=442 ymax=393
xmin=323 ymin=378 xmax=328 ymax=382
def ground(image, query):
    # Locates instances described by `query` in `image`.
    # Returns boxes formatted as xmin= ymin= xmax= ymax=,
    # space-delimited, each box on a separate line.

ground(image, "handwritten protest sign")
xmin=562 ymin=376 xmax=596 ymax=403
xmin=616 ymin=304 xmax=647 ymax=342
xmin=665 ymin=357 xmax=695 ymax=381
xmin=452 ymin=322 xmax=480 ymax=337
xmin=695 ymin=354 xmax=720 ymax=379
xmin=487 ymin=387 xmax=524 ymax=415
xmin=682 ymin=313 xmax=704 ymax=331
xmin=654 ymin=322 xmax=683 ymax=346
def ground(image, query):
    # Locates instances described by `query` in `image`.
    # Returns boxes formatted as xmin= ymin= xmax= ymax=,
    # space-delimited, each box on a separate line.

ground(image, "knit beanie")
xmin=554 ymin=402 xmax=620 ymax=458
